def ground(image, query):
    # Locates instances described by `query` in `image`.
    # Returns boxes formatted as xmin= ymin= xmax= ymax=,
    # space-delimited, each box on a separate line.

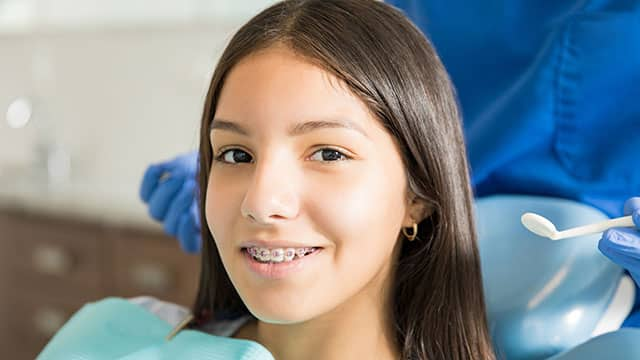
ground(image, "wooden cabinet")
xmin=0 ymin=209 xmax=200 ymax=359
xmin=112 ymin=228 xmax=200 ymax=306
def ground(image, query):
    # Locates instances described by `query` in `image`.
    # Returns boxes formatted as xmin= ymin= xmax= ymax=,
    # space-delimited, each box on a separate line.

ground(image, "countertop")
xmin=0 ymin=169 xmax=162 ymax=230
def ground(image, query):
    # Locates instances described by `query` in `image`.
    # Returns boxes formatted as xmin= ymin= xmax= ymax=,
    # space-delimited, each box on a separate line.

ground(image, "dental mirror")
xmin=521 ymin=212 xmax=635 ymax=241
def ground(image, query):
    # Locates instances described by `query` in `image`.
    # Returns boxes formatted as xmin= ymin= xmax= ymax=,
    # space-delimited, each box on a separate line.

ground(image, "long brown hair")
xmin=190 ymin=1 xmax=495 ymax=358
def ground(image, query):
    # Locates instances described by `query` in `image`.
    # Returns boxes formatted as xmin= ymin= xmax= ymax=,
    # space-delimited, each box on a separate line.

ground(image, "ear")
xmin=402 ymin=193 xmax=434 ymax=227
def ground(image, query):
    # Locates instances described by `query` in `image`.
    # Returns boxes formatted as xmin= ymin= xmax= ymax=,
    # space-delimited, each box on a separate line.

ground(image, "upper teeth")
xmin=247 ymin=247 xmax=315 ymax=263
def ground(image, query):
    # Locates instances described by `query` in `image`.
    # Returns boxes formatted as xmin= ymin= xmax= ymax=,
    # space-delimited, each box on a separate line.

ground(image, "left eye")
xmin=310 ymin=148 xmax=350 ymax=162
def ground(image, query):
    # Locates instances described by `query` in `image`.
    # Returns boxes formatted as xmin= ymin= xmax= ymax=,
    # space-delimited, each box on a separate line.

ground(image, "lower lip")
xmin=241 ymin=248 xmax=323 ymax=280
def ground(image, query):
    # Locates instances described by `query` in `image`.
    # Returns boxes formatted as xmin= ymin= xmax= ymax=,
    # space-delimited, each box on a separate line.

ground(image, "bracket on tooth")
xmin=248 ymin=247 xmax=314 ymax=263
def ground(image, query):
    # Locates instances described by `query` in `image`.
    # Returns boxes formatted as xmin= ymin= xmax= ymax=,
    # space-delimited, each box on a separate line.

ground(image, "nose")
xmin=240 ymin=155 xmax=299 ymax=225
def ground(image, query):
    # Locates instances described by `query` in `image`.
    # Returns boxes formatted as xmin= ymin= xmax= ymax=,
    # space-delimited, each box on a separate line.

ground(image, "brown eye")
xmin=310 ymin=148 xmax=350 ymax=162
xmin=214 ymin=149 xmax=253 ymax=164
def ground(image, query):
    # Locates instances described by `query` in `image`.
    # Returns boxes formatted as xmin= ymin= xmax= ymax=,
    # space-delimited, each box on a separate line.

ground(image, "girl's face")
xmin=206 ymin=45 xmax=416 ymax=323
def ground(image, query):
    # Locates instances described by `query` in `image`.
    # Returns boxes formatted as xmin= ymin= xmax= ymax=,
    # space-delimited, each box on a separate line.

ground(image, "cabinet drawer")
xmin=112 ymin=230 xmax=199 ymax=307
xmin=4 ymin=212 xmax=108 ymax=298
xmin=5 ymin=289 xmax=87 ymax=360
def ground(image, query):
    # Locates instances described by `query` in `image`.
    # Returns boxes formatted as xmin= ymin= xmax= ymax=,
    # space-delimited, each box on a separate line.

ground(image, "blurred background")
xmin=0 ymin=0 xmax=276 ymax=357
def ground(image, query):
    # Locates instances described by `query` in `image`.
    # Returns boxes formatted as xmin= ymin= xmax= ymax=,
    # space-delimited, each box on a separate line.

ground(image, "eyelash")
xmin=213 ymin=147 xmax=352 ymax=165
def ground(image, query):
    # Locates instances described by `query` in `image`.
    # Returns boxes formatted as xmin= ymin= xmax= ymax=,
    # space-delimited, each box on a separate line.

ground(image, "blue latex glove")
xmin=139 ymin=151 xmax=201 ymax=253
xmin=599 ymin=197 xmax=640 ymax=285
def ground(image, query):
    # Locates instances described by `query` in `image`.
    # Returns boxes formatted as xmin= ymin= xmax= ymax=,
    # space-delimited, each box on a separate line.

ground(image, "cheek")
xmin=204 ymin=174 xmax=238 ymax=249
xmin=313 ymin=164 xmax=406 ymax=260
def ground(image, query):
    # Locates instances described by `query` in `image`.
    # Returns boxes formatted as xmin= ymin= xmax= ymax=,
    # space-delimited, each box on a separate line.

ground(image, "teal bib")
xmin=37 ymin=297 xmax=274 ymax=360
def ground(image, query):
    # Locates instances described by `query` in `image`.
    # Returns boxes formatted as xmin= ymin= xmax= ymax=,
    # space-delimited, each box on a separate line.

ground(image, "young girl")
xmin=138 ymin=0 xmax=495 ymax=359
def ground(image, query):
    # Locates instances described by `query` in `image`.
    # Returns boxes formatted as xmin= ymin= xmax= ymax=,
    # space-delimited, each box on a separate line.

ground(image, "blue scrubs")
xmin=386 ymin=0 xmax=640 ymax=326
xmin=387 ymin=0 xmax=640 ymax=218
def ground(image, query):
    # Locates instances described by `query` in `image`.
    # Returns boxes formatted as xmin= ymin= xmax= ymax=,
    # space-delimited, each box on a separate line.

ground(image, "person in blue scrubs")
xmin=384 ymin=0 xmax=640 ymax=328
xmin=140 ymin=0 xmax=640 ymax=324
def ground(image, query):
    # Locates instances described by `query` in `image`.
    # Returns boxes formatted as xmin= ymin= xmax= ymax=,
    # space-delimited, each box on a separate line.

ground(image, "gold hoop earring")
xmin=402 ymin=222 xmax=418 ymax=241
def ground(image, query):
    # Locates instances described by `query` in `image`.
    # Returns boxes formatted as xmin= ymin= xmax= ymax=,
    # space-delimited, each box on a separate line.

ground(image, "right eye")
xmin=213 ymin=148 xmax=253 ymax=164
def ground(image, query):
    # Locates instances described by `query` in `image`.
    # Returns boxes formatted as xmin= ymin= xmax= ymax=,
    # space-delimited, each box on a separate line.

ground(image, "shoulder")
xmin=126 ymin=296 xmax=253 ymax=337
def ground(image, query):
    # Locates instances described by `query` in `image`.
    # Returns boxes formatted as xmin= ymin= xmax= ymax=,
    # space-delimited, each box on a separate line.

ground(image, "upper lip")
xmin=240 ymin=239 xmax=323 ymax=249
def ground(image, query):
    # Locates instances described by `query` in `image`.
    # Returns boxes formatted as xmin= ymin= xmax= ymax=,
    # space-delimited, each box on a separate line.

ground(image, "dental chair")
xmin=475 ymin=195 xmax=640 ymax=359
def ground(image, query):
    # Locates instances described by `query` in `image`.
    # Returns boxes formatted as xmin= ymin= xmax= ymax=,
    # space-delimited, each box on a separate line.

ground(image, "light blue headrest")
xmin=475 ymin=195 xmax=624 ymax=359
xmin=37 ymin=297 xmax=274 ymax=360
xmin=548 ymin=328 xmax=640 ymax=360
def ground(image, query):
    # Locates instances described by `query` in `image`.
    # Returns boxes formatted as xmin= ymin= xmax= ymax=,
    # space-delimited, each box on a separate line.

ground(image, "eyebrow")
xmin=209 ymin=118 xmax=369 ymax=138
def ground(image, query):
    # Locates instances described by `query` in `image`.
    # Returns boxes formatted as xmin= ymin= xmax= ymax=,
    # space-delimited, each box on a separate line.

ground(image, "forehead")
xmin=213 ymin=46 xmax=380 ymax=137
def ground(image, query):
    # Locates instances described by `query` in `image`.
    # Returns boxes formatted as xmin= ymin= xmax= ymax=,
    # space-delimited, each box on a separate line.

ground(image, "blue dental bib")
xmin=37 ymin=297 xmax=274 ymax=360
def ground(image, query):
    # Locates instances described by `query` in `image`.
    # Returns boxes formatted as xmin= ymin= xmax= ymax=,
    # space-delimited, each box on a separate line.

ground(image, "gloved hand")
xmin=139 ymin=151 xmax=202 ymax=253
xmin=598 ymin=197 xmax=640 ymax=285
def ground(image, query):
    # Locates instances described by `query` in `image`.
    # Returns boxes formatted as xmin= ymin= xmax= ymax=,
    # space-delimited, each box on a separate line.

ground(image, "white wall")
xmin=0 ymin=1 xmax=277 ymax=226
xmin=0 ymin=0 xmax=277 ymax=31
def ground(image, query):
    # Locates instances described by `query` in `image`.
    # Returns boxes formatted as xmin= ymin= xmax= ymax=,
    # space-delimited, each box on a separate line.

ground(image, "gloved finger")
xmin=140 ymin=163 xmax=167 ymax=203
xmin=141 ymin=152 xmax=197 ymax=203
xmin=599 ymin=244 xmax=640 ymax=274
xmin=164 ymin=178 xmax=196 ymax=237
xmin=623 ymin=197 xmax=640 ymax=227
xmin=190 ymin=200 xmax=201 ymax=229
xmin=177 ymin=211 xmax=202 ymax=253
xmin=598 ymin=228 xmax=640 ymax=270
xmin=147 ymin=172 xmax=187 ymax=221
xmin=185 ymin=201 xmax=202 ymax=253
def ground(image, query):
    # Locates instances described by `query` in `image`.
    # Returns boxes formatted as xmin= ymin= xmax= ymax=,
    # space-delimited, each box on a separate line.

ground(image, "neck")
xmin=261 ymin=296 xmax=398 ymax=360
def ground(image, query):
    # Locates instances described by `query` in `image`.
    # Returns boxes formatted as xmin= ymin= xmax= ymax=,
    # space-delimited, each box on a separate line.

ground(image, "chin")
xmin=241 ymin=290 xmax=318 ymax=324
xmin=249 ymin=309 xmax=313 ymax=325
xmin=248 ymin=307 xmax=308 ymax=324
